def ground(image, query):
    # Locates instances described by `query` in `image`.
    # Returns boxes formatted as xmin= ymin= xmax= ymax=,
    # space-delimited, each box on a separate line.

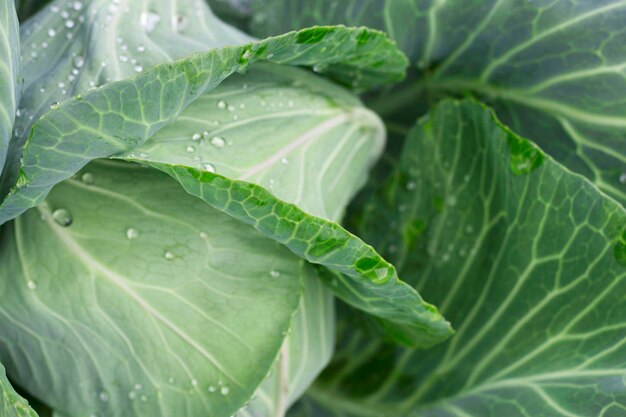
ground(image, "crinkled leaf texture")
xmin=247 ymin=0 xmax=626 ymax=207
xmin=297 ymin=100 xmax=626 ymax=417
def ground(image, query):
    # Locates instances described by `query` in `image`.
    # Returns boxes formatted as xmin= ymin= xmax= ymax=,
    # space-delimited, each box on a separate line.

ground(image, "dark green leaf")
xmin=304 ymin=99 xmax=626 ymax=417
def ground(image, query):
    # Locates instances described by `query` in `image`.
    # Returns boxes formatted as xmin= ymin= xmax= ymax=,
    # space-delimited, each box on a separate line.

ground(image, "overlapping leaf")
xmin=113 ymin=63 xmax=450 ymax=346
xmin=240 ymin=267 xmax=335 ymax=417
xmin=247 ymin=0 xmax=626 ymax=206
xmin=0 ymin=160 xmax=304 ymax=417
xmin=0 ymin=0 xmax=407 ymax=225
xmin=300 ymin=100 xmax=626 ymax=417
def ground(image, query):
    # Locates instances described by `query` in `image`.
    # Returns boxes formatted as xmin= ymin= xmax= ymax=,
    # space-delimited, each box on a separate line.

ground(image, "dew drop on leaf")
xmin=164 ymin=251 xmax=175 ymax=260
xmin=50 ymin=102 xmax=60 ymax=110
xmin=81 ymin=172 xmax=94 ymax=185
xmin=220 ymin=386 xmax=230 ymax=396
xmin=140 ymin=11 xmax=161 ymax=33
xmin=27 ymin=281 xmax=37 ymax=290
xmin=210 ymin=137 xmax=225 ymax=148
xmin=203 ymin=163 xmax=216 ymax=173
xmin=98 ymin=391 xmax=109 ymax=402
xmin=52 ymin=209 xmax=72 ymax=227
xmin=217 ymin=100 xmax=227 ymax=109
xmin=186 ymin=146 xmax=195 ymax=153
xmin=126 ymin=228 xmax=139 ymax=240
xmin=269 ymin=270 xmax=280 ymax=278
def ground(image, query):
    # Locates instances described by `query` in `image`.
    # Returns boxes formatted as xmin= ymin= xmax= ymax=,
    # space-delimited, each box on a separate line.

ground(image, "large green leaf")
xmin=247 ymin=0 xmax=626 ymax=207
xmin=0 ymin=0 xmax=20 ymax=179
xmin=300 ymin=100 xmax=626 ymax=417
xmin=1 ymin=363 xmax=38 ymax=417
xmin=112 ymin=62 xmax=451 ymax=346
xmin=0 ymin=160 xmax=305 ymax=417
xmin=0 ymin=0 xmax=407 ymax=224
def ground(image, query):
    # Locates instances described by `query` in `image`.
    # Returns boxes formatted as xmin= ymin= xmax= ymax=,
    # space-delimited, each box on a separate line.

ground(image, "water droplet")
xmin=81 ymin=173 xmax=94 ymax=187
xmin=27 ymin=281 xmax=37 ymax=290
xmin=191 ymin=378 xmax=198 ymax=387
xmin=168 ymin=377 xmax=175 ymax=384
xmin=137 ymin=45 xmax=146 ymax=52
xmin=164 ymin=251 xmax=174 ymax=260
xmin=192 ymin=133 xmax=202 ymax=141
xmin=208 ymin=385 xmax=216 ymax=393
xmin=446 ymin=195 xmax=457 ymax=207
xmin=199 ymin=232 xmax=208 ymax=240
xmin=186 ymin=145 xmax=195 ymax=153
xmin=134 ymin=383 xmax=142 ymax=390
xmin=126 ymin=228 xmax=139 ymax=240
xmin=287 ymin=100 xmax=294 ymax=107
xmin=134 ymin=65 xmax=143 ymax=73
xmin=140 ymin=11 xmax=161 ymax=33
xmin=47 ymin=29 xmax=56 ymax=37
xmin=227 ymin=105 xmax=235 ymax=112
xmin=281 ymin=157 xmax=289 ymax=165
xmin=140 ymin=395 xmax=147 ymax=402
xmin=72 ymin=1 xmax=83 ymax=10
xmin=406 ymin=181 xmax=416 ymax=190
xmin=50 ymin=102 xmax=60 ymax=110
xmin=619 ymin=173 xmax=626 ymax=184
xmin=203 ymin=163 xmax=216 ymax=173
xmin=220 ymin=386 xmax=230 ymax=396
xmin=217 ymin=100 xmax=227 ymax=110
xmin=269 ymin=270 xmax=280 ymax=278
xmin=465 ymin=225 xmax=474 ymax=234
xmin=99 ymin=391 xmax=109 ymax=402
xmin=210 ymin=137 xmax=225 ymax=148
xmin=65 ymin=20 xmax=75 ymax=29
xmin=52 ymin=209 xmax=73 ymax=227
xmin=128 ymin=391 xmax=136 ymax=400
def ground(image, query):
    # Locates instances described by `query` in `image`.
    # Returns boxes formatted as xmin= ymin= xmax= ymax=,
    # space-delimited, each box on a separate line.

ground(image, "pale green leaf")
xmin=302 ymin=100 xmax=626 ymax=417
xmin=0 ymin=160 xmax=304 ymax=417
